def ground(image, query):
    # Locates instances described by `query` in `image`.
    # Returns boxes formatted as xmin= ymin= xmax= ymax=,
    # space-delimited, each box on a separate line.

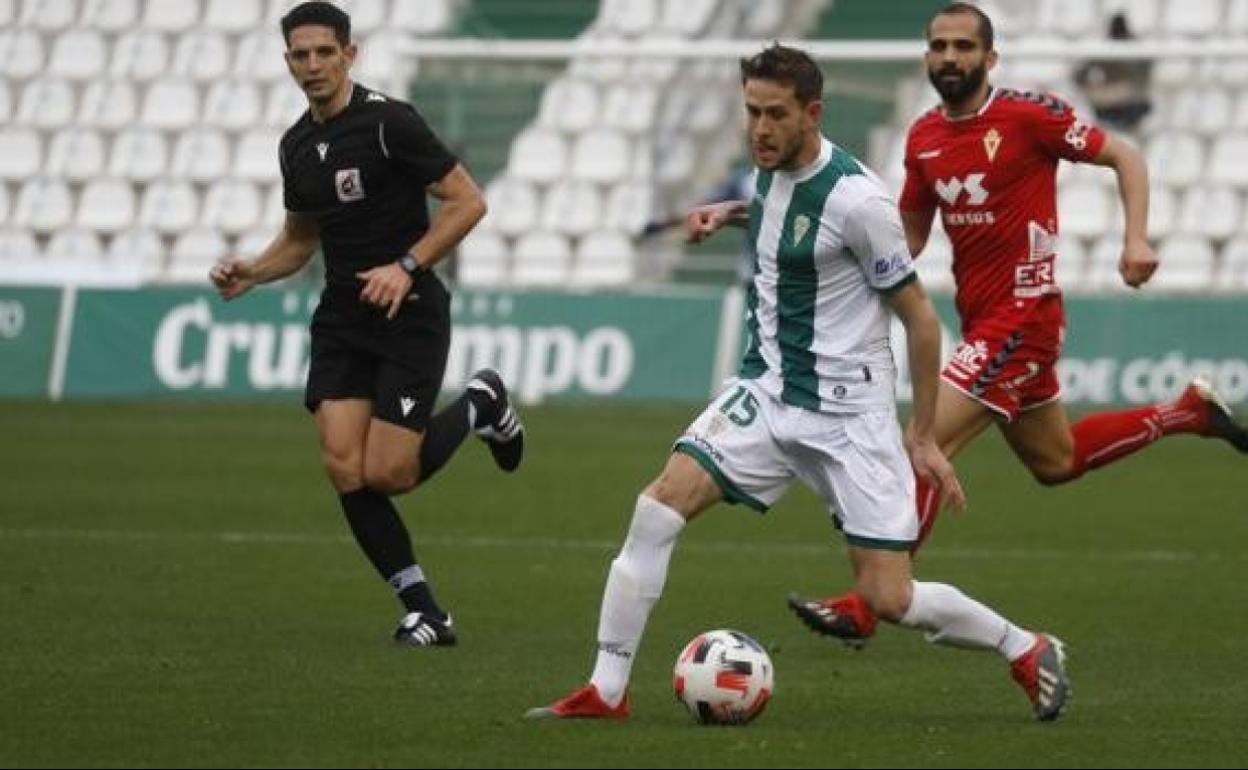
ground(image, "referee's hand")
xmin=209 ymin=258 xmax=257 ymax=301
xmin=356 ymin=264 xmax=413 ymax=319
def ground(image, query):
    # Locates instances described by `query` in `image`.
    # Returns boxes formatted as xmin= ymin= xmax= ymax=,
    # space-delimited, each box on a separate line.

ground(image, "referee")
xmin=210 ymin=1 xmax=523 ymax=648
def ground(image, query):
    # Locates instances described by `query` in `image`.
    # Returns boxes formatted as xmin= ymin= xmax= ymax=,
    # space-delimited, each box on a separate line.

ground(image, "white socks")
xmin=900 ymin=581 xmax=1036 ymax=662
xmin=589 ymin=494 xmax=686 ymax=707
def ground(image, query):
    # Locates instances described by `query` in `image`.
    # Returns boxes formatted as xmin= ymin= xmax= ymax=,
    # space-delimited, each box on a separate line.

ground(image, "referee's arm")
xmin=407 ymin=163 xmax=487 ymax=271
xmin=209 ymin=212 xmax=320 ymax=300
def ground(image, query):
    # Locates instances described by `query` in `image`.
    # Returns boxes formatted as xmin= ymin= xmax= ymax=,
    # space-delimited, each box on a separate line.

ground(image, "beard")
xmin=928 ymin=61 xmax=988 ymax=103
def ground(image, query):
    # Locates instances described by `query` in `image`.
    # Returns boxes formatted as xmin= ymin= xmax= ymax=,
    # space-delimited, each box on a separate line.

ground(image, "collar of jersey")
xmin=780 ymin=136 xmax=833 ymax=183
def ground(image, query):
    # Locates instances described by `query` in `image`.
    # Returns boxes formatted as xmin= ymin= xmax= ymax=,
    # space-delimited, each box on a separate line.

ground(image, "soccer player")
xmin=208 ymin=2 xmax=524 ymax=647
xmin=527 ymin=44 xmax=1071 ymax=723
xmin=790 ymin=3 xmax=1248 ymax=647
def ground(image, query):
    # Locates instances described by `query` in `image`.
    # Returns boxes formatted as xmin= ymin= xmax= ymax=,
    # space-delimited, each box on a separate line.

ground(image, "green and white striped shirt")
xmin=740 ymin=137 xmax=916 ymax=413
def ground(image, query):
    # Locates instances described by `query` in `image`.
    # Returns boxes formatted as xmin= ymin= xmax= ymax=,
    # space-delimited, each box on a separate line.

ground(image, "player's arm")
xmin=1090 ymin=134 xmax=1157 ymax=288
xmin=885 ymin=281 xmax=966 ymax=512
xmin=358 ymin=163 xmax=486 ymax=319
xmin=209 ymin=212 xmax=320 ymax=301
xmin=685 ymin=200 xmax=750 ymax=243
xmin=901 ymin=207 xmax=936 ymax=258
xmin=898 ymin=149 xmax=938 ymax=258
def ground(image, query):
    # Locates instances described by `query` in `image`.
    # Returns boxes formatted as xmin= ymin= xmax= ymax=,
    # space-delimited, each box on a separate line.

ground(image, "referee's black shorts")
xmin=305 ymin=271 xmax=450 ymax=432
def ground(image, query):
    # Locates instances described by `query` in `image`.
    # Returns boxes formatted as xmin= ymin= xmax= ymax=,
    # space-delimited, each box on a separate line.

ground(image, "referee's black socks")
xmin=339 ymin=487 xmax=445 ymax=620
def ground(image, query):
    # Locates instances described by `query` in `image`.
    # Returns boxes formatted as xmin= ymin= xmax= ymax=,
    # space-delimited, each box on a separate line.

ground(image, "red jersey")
xmin=899 ymin=87 xmax=1106 ymax=324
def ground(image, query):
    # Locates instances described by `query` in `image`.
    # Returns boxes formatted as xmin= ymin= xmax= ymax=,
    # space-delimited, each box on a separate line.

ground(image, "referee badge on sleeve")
xmin=335 ymin=168 xmax=365 ymax=202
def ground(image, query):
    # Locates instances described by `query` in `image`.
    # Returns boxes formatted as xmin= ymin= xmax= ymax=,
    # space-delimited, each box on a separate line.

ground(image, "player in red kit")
xmin=788 ymin=3 xmax=1248 ymax=714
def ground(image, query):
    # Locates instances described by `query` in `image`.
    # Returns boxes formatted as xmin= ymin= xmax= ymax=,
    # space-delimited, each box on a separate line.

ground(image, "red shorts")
xmin=941 ymin=299 xmax=1065 ymax=421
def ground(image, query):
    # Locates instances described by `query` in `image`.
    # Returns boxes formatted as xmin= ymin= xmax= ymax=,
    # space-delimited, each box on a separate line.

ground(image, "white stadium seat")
xmin=1207 ymin=134 xmax=1248 ymax=185
xmin=1218 ymin=236 xmax=1248 ymax=290
xmin=143 ymin=0 xmax=200 ymax=32
xmin=1178 ymin=187 xmax=1242 ymax=240
xmin=139 ymin=180 xmax=199 ymax=235
xmin=1035 ymin=0 xmax=1099 ymax=37
xmin=571 ymin=130 xmax=630 ymax=184
xmin=78 ymin=80 xmax=137 ymax=130
xmin=262 ymin=183 xmax=286 ymax=229
xmin=0 ymin=80 xmax=10 ymax=124
xmin=660 ymin=0 xmax=718 ymax=37
xmin=111 ymin=30 xmax=170 ymax=83
xmin=601 ymin=83 xmax=659 ymax=135
xmin=656 ymin=135 xmax=696 ymax=185
xmin=108 ymin=227 xmax=165 ymax=273
xmin=915 ymin=229 xmax=955 ymax=293
xmin=483 ymin=178 xmax=540 ymax=238
xmin=391 ymin=0 xmax=452 ymax=34
xmin=538 ymin=78 xmax=599 ymax=134
xmin=457 ymin=230 xmax=511 ymax=287
xmin=1146 ymin=184 xmax=1177 ymax=239
xmin=80 ymin=0 xmax=140 ymax=31
xmin=1145 ymin=133 xmax=1204 ymax=187
xmin=45 ymin=128 xmax=106 ymax=184
xmin=19 ymin=0 xmax=75 ymax=30
xmin=0 ymin=29 xmax=45 ymax=81
xmin=542 ymin=181 xmax=604 ymax=237
xmin=232 ymin=130 xmax=282 ymax=181
xmin=1055 ymin=234 xmax=1087 ymax=290
xmin=168 ymin=228 xmax=229 ymax=282
xmin=77 ymin=178 xmax=137 ymax=234
xmin=509 ymin=129 xmax=568 ymax=184
xmin=236 ymin=228 xmax=278 ymax=259
xmin=0 ymin=228 xmax=39 ymax=261
xmin=1058 ymin=182 xmax=1111 ymax=238
xmin=16 ymin=78 xmax=75 ymax=129
xmin=140 ymin=79 xmax=200 ymax=130
xmin=170 ymin=129 xmax=232 ymax=183
xmin=0 ymin=127 xmax=43 ymax=181
xmin=0 ymin=183 xmax=8 ymax=227
xmin=201 ymin=180 xmax=262 ymax=235
xmin=204 ymin=0 xmax=262 ymax=33
xmin=512 ymin=231 xmax=572 ymax=285
xmin=46 ymin=228 xmax=105 ymax=261
xmin=604 ymin=182 xmax=655 ymax=235
xmin=573 ymin=231 xmax=637 ymax=287
xmin=109 ymin=128 xmax=169 ymax=183
xmin=1153 ymin=235 xmax=1215 ymax=291
xmin=172 ymin=30 xmax=232 ymax=83
xmin=12 ymin=177 xmax=73 ymax=234
xmin=339 ymin=0 xmax=387 ymax=35
xmin=265 ymin=82 xmax=308 ymax=128
xmin=49 ymin=29 xmax=108 ymax=82
xmin=1163 ymin=0 xmax=1223 ymax=36
xmin=234 ymin=31 xmax=289 ymax=83
xmin=204 ymin=81 xmax=264 ymax=132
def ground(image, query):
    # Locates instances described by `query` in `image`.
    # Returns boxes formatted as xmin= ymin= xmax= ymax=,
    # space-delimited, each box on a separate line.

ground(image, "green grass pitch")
xmin=1 ymin=400 xmax=1245 ymax=767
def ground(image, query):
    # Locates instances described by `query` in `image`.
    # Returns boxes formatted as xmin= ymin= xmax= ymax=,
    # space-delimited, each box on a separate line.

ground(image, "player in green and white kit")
xmin=527 ymin=44 xmax=1070 ymax=723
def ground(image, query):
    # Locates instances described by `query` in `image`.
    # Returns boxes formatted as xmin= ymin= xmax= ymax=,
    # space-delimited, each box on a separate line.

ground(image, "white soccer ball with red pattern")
xmin=672 ymin=629 xmax=774 ymax=725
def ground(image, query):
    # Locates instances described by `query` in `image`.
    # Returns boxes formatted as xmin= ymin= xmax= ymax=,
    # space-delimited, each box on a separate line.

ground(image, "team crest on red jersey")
xmin=983 ymin=128 xmax=1002 ymax=162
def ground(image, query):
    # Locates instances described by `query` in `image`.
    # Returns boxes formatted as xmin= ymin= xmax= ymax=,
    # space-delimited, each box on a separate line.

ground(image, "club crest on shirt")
xmin=983 ymin=128 xmax=1002 ymax=162
xmin=335 ymin=168 xmax=365 ymax=202
xmin=793 ymin=214 xmax=811 ymax=246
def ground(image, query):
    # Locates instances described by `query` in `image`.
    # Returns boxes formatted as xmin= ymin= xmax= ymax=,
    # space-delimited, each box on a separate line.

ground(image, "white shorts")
xmin=673 ymin=379 xmax=917 ymax=550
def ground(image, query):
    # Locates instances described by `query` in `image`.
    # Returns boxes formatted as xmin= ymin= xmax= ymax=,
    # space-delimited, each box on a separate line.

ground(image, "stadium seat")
xmin=0 ymin=80 xmax=10 ymax=125
xmin=573 ymin=231 xmax=637 ymax=287
xmin=1228 ymin=0 xmax=1248 ymax=34
xmin=601 ymin=83 xmax=659 ymax=135
xmin=1034 ymin=0 xmax=1098 ymax=37
xmin=48 ymin=29 xmax=108 ymax=82
xmin=168 ymin=228 xmax=230 ymax=282
xmin=1153 ymin=235 xmax=1215 ymax=291
xmin=45 ymin=128 xmax=106 ymax=184
xmin=170 ymin=129 xmax=232 ymax=183
xmin=111 ymin=30 xmax=170 ymax=82
xmin=46 ymin=228 xmax=105 ymax=261
xmin=1058 ymin=182 xmax=1111 ymax=238
xmin=1055 ymin=233 xmax=1087 ymax=290
xmin=16 ymin=78 xmax=75 ymax=129
xmin=914 ymin=230 xmax=954 ymax=294
xmin=687 ymin=90 xmax=729 ymax=135
xmin=600 ymin=0 xmax=660 ymax=37
xmin=80 ymin=0 xmax=141 ymax=31
xmin=204 ymin=81 xmax=264 ymax=131
xmin=745 ymin=0 xmax=786 ymax=36
xmin=143 ymin=0 xmax=200 ymax=32
xmin=604 ymin=181 xmax=655 ymax=235
xmin=235 ymin=228 xmax=277 ymax=259
xmin=483 ymin=178 xmax=540 ymax=238
xmin=172 ymin=30 xmax=232 ymax=83
xmin=1171 ymin=87 xmax=1233 ymax=135
xmin=233 ymin=130 xmax=282 ymax=181
xmin=1116 ymin=0 xmax=1162 ymax=35
xmin=1178 ymin=186 xmax=1242 ymax=240
xmin=509 ymin=129 xmax=568 ymax=184
xmin=572 ymin=130 xmax=631 ymax=184
xmin=141 ymin=79 xmax=200 ymax=130
xmin=109 ymin=128 xmax=169 ymax=183
xmin=355 ymin=32 xmax=405 ymax=87
xmin=0 ymin=127 xmax=42 ymax=181
xmin=0 ymin=183 xmax=9 ymax=227
xmin=338 ymin=0 xmax=387 ymax=35
xmin=457 ymin=230 xmax=511 ymax=287
xmin=139 ymin=180 xmax=199 ymax=235
xmin=107 ymin=227 xmax=164 ymax=269
xmin=1145 ymin=133 xmax=1204 ymax=187
xmin=234 ymin=31 xmax=289 ymax=83
xmin=541 ymin=180 xmax=604 ymax=237
xmin=201 ymin=180 xmax=262 ymax=235
xmin=0 ymin=29 xmax=45 ymax=81
xmin=262 ymin=183 xmax=285 ymax=229
xmin=538 ymin=78 xmax=599 ymax=134
xmin=265 ymin=82 xmax=308 ymax=128
xmin=204 ymin=0 xmax=262 ymax=32
xmin=512 ymin=231 xmax=572 ymax=285
xmin=1162 ymin=0 xmax=1222 ymax=36
xmin=1146 ymin=184 xmax=1177 ymax=239
xmin=656 ymin=135 xmax=697 ymax=186
xmin=0 ymin=228 xmax=39 ymax=262
xmin=78 ymin=79 xmax=137 ymax=130
xmin=660 ymin=0 xmax=718 ymax=37
xmin=1217 ymin=236 xmax=1248 ymax=290
xmin=391 ymin=0 xmax=452 ymax=34
xmin=75 ymin=178 xmax=136 ymax=232
xmin=1207 ymin=133 xmax=1248 ymax=185
xmin=12 ymin=177 xmax=73 ymax=234
xmin=19 ymin=0 xmax=75 ymax=29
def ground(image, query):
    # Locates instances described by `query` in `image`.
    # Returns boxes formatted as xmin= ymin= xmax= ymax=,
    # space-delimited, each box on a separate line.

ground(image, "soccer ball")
xmin=672 ymin=629 xmax=774 ymax=725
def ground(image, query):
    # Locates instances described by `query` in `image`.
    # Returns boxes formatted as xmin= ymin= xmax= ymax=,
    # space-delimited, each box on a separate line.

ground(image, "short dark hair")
xmin=739 ymin=43 xmax=823 ymax=105
xmin=281 ymin=1 xmax=351 ymax=47
xmin=929 ymin=2 xmax=995 ymax=52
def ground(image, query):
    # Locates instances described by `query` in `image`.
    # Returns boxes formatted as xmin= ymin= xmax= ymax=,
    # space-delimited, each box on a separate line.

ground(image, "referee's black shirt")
xmin=279 ymin=83 xmax=458 ymax=288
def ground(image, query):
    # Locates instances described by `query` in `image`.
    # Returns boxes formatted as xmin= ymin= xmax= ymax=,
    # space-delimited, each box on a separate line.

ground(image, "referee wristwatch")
xmin=398 ymin=253 xmax=428 ymax=277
